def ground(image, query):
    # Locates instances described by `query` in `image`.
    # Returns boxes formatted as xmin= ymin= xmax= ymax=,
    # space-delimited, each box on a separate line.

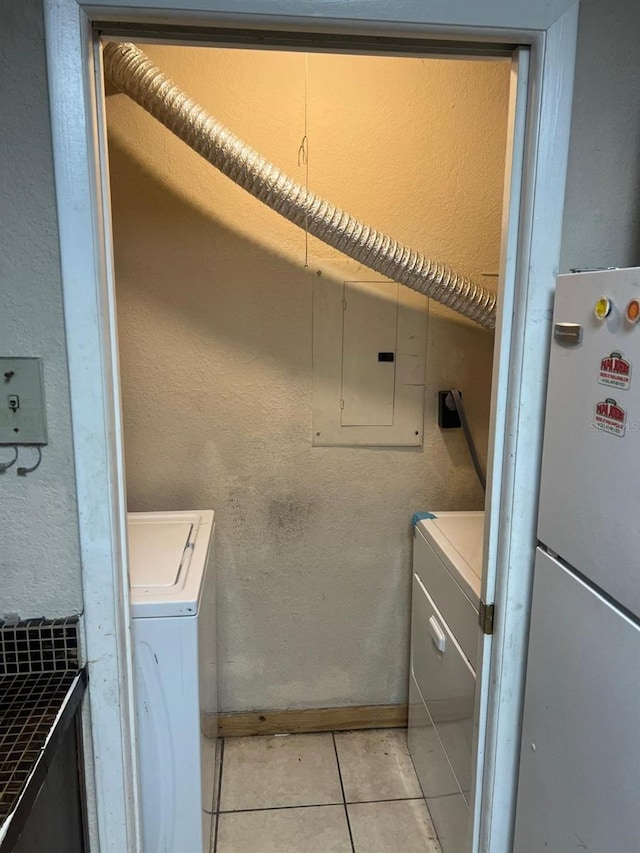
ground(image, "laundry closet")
xmin=104 ymin=40 xmax=510 ymax=853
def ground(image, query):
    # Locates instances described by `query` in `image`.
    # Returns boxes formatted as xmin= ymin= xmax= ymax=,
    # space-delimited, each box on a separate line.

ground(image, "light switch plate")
xmin=0 ymin=358 xmax=48 ymax=445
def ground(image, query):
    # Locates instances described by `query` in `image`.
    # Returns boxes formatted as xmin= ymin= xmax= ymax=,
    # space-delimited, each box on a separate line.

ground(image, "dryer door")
xmin=411 ymin=573 xmax=476 ymax=799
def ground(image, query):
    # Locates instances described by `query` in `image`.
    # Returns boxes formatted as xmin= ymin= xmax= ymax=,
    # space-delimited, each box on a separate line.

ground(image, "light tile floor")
xmin=212 ymin=728 xmax=442 ymax=852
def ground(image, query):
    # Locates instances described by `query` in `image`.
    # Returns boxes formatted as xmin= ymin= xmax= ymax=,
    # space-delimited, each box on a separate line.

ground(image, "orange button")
xmin=626 ymin=299 xmax=640 ymax=323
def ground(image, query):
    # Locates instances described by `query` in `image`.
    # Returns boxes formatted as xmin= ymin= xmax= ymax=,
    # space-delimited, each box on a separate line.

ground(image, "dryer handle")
xmin=428 ymin=615 xmax=446 ymax=653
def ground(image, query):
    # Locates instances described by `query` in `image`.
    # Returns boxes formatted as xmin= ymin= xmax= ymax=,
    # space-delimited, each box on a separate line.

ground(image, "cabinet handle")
xmin=428 ymin=615 xmax=446 ymax=653
xmin=553 ymin=322 xmax=583 ymax=346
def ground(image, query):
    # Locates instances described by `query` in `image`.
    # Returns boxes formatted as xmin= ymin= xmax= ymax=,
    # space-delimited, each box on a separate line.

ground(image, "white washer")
xmin=128 ymin=510 xmax=218 ymax=853
xmin=408 ymin=511 xmax=484 ymax=853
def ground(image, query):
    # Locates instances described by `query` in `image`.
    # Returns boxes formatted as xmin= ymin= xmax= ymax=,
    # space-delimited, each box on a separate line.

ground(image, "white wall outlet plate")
xmin=0 ymin=357 xmax=48 ymax=445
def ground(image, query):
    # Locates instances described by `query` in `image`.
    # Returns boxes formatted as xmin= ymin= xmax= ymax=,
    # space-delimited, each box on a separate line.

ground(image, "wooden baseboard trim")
xmin=212 ymin=704 xmax=408 ymax=738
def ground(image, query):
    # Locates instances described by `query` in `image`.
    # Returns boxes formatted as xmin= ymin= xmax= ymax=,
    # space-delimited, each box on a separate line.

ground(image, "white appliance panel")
xmin=411 ymin=574 xmax=475 ymax=801
xmin=128 ymin=520 xmax=193 ymax=587
xmin=129 ymin=510 xmax=218 ymax=853
xmin=198 ymin=525 xmax=219 ymax=818
xmin=426 ymin=793 xmax=471 ymax=853
xmin=537 ymin=269 xmax=640 ymax=615
xmin=413 ymin=515 xmax=482 ymax=668
xmin=408 ymin=675 xmax=460 ymax=800
xmin=133 ymin=614 xmax=202 ymax=853
xmin=423 ymin=513 xmax=484 ymax=606
xmin=514 ymin=548 xmax=640 ymax=853
xmin=128 ymin=510 xmax=214 ymax=618
xmin=408 ymin=674 xmax=471 ymax=853
xmin=415 ymin=513 xmax=483 ymax=609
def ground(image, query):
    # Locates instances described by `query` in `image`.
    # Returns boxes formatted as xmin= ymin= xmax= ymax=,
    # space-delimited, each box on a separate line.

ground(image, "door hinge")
xmin=479 ymin=601 xmax=494 ymax=635
xmin=340 ymin=399 xmax=345 ymax=410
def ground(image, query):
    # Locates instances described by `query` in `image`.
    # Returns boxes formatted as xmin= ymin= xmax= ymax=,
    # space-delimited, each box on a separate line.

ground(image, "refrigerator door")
xmin=537 ymin=268 xmax=640 ymax=616
xmin=514 ymin=548 xmax=640 ymax=853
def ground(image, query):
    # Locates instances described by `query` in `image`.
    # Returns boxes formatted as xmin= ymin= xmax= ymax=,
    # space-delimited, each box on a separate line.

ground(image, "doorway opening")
xmin=104 ymin=37 xmax=511 ymax=853
xmin=44 ymin=1 xmax=580 ymax=849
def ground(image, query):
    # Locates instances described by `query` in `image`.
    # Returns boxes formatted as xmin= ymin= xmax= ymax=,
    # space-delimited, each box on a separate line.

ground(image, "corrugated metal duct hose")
xmin=103 ymin=42 xmax=497 ymax=330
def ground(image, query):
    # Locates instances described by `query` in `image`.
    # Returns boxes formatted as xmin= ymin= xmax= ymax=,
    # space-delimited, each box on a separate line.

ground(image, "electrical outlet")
xmin=0 ymin=358 xmax=48 ymax=445
xmin=438 ymin=390 xmax=462 ymax=429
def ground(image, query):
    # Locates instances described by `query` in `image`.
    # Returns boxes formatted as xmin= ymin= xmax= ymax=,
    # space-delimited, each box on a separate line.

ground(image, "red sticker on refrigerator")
xmin=594 ymin=398 xmax=626 ymax=436
xmin=599 ymin=352 xmax=631 ymax=390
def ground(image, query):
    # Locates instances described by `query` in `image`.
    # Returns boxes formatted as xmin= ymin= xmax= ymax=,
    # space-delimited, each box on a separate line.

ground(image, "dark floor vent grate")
xmin=0 ymin=670 xmax=78 ymax=821
xmin=0 ymin=617 xmax=81 ymax=822
xmin=0 ymin=617 xmax=79 ymax=676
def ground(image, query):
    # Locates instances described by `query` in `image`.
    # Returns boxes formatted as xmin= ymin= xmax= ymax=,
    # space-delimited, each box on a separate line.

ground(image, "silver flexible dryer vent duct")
xmin=103 ymin=42 xmax=497 ymax=330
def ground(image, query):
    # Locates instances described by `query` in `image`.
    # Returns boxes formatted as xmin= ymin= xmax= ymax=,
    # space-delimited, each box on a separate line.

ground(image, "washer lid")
xmin=127 ymin=510 xmax=214 ymax=619
xmin=128 ymin=521 xmax=193 ymax=588
xmin=415 ymin=511 xmax=484 ymax=607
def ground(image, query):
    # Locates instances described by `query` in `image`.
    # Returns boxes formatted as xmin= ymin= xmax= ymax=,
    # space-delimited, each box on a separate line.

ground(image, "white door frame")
xmin=43 ymin=2 xmax=579 ymax=851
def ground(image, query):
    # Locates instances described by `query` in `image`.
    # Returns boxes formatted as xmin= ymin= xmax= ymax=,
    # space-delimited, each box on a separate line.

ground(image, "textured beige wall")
xmin=0 ymin=0 xmax=639 ymax=708
xmin=107 ymin=46 xmax=509 ymax=711
xmin=0 ymin=1 xmax=82 ymax=619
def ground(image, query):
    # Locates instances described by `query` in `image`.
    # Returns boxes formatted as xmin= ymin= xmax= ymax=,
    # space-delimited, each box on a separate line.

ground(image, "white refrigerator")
xmin=513 ymin=268 xmax=640 ymax=852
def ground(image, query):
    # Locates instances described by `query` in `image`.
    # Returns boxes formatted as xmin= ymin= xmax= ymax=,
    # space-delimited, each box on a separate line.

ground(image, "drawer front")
xmin=408 ymin=675 xmax=460 ymax=800
xmin=413 ymin=533 xmax=479 ymax=668
xmin=408 ymin=679 xmax=472 ymax=853
xmin=411 ymin=574 xmax=476 ymax=798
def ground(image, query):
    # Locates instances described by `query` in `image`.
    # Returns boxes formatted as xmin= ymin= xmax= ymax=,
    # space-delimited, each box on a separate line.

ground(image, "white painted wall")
xmin=0 ymin=1 xmax=82 ymax=618
xmin=106 ymin=46 xmax=509 ymax=711
xmin=560 ymin=0 xmax=640 ymax=271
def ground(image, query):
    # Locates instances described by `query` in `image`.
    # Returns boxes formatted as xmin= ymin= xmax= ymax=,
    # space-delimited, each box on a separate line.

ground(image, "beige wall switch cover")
xmin=313 ymin=269 xmax=427 ymax=446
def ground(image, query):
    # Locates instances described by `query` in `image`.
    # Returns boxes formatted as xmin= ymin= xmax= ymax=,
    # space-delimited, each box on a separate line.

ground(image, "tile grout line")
xmin=212 ymin=737 xmax=225 ymax=853
xmin=218 ymin=801 xmax=342 ymax=815
xmin=332 ymin=732 xmax=356 ymax=853
xmin=347 ymin=796 xmax=427 ymax=807
xmin=217 ymin=796 xmax=427 ymax=815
